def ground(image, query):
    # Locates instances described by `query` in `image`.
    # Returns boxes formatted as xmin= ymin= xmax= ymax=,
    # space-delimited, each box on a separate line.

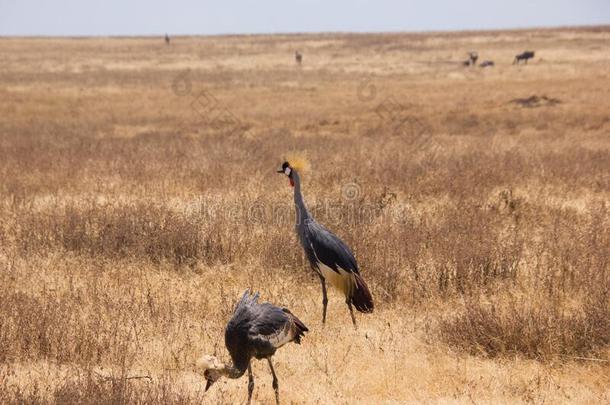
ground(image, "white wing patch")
xmin=253 ymin=323 xmax=294 ymax=349
xmin=309 ymin=241 xmax=356 ymax=296
xmin=318 ymin=263 xmax=356 ymax=297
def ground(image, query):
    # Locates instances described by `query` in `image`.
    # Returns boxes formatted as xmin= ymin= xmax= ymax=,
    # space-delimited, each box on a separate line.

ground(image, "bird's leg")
xmin=267 ymin=358 xmax=280 ymax=405
xmin=247 ymin=363 xmax=254 ymax=405
xmin=346 ymin=299 xmax=357 ymax=329
xmin=319 ymin=275 xmax=328 ymax=324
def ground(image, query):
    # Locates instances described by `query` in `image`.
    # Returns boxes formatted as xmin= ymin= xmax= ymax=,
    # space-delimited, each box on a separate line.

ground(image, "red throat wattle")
xmin=289 ymin=178 xmax=295 ymax=187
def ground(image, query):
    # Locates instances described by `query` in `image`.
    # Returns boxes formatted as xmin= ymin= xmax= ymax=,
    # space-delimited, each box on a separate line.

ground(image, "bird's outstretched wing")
xmin=304 ymin=219 xmax=359 ymax=274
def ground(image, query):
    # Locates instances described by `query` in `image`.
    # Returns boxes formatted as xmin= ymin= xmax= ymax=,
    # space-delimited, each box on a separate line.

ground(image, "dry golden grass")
xmin=0 ymin=27 xmax=609 ymax=404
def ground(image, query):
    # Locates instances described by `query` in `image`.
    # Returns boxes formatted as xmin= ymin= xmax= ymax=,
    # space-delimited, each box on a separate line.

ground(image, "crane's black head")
xmin=196 ymin=355 xmax=222 ymax=392
xmin=204 ymin=369 xmax=220 ymax=391
xmin=277 ymin=161 xmax=294 ymax=187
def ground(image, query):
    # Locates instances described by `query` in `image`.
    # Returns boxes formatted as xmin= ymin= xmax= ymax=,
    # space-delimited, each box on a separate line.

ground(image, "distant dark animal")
xmin=295 ymin=51 xmax=302 ymax=65
xmin=480 ymin=60 xmax=495 ymax=68
xmin=462 ymin=59 xmax=472 ymax=67
xmin=514 ymin=51 xmax=535 ymax=64
xmin=510 ymin=95 xmax=560 ymax=108
xmin=468 ymin=51 xmax=478 ymax=66
xmin=277 ymin=160 xmax=374 ymax=328
xmin=165 ymin=33 xmax=170 ymax=45
xmin=197 ymin=291 xmax=308 ymax=405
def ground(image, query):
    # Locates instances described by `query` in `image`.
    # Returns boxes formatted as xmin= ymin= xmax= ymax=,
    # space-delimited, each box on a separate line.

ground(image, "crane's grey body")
xmin=201 ymin=291 xmax=307 ymax=405
xmin=292 ymin=172 xmax=357 ymax=275
xmin=281 ymin=162 xmax=374 ymax=326
xmin=225 ymin=291 xmax=307 ymax=372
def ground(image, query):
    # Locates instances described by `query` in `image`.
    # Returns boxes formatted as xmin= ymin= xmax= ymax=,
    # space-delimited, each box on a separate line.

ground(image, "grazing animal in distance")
xmin=514 ymin=51 xmax=535 ymax=64
xmin=165 ymin=33 xmax=170 ymax=45
xmin=462 ymin=51 xmax=478 ymax=67
xmin=277 ymin=158 xmax=374 ymax=328
xmin=197 ymin=290 xmax=308 ymax=405
xmin=295 ymin=51 xmax=303 ymax=65
xmin=480 ymin=60 xmax=495 ymax=68
xmin=468 ymin=51 xmax=479 ymax=66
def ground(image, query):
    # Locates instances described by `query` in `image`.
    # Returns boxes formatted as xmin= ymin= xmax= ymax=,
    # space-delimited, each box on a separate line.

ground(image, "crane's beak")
xmin=205 ymin=379 xmax=214 ymax=392
xmin=276 ymin=169 xmax=284 ymax=173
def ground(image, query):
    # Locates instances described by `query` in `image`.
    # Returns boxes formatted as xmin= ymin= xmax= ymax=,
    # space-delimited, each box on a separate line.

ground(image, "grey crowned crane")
xmin=277 ymin=159 xmax=374 ymax=327
xmin=197 ymin=290 xmax=307 ymax=405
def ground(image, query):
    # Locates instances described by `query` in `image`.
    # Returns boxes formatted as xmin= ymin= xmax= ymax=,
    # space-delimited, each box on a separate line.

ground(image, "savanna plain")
xmin=0 ymin=27 xmax=609 ymax=404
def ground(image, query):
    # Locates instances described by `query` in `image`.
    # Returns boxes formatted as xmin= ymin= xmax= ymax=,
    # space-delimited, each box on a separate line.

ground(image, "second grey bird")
xmin=277 ymin=160 xmax=374 ymax=327
xmin=197 ymin=290 xmax=307 ymax=405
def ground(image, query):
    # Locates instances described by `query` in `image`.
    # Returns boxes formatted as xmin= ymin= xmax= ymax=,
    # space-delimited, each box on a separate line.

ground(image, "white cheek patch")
xmin=284 ymin=167 xmax=292 ymax=175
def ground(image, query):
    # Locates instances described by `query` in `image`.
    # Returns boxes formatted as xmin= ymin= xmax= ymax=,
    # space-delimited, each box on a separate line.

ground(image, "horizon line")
xmin=1 ymin=23 xmax=608 ymax=39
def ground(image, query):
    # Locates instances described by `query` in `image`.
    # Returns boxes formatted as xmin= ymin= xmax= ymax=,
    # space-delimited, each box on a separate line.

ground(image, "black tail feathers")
xmin=351 ymin=273 xmax=374 ymax=313
xmin=283 ymin=308 xmax=309 ymax=344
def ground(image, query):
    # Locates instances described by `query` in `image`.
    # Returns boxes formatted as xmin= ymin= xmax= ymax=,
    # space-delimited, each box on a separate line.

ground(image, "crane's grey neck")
xmin=221 ymin=362 xmax=246 ymax=379
xmin=292 ymin=170 xmax=310 ymax=223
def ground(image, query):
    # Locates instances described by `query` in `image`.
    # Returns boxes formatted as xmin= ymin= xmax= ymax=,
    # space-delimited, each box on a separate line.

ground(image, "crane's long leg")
xmin=247 ymin=363 xmax=254 ymax=405
xmin=267 ymin=358 xmax=280 ymax=405
xmin=346 ymin=299 xmax=357 ymax=329
xmin=319 ymin=274 xmax=328 ymax=324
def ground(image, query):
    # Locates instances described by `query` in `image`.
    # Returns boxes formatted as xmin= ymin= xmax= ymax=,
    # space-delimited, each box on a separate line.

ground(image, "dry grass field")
xmin=0 ymin=26 xmax=609 ymax=404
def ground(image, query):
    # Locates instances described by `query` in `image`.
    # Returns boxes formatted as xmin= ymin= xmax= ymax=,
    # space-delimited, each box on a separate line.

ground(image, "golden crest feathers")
xmin=285 ymin=152 xmax=311 ymax=173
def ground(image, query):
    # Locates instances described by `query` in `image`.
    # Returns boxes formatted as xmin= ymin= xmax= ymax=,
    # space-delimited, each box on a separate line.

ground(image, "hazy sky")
xmin=0 ymin=0 xmax=608 ymax=36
